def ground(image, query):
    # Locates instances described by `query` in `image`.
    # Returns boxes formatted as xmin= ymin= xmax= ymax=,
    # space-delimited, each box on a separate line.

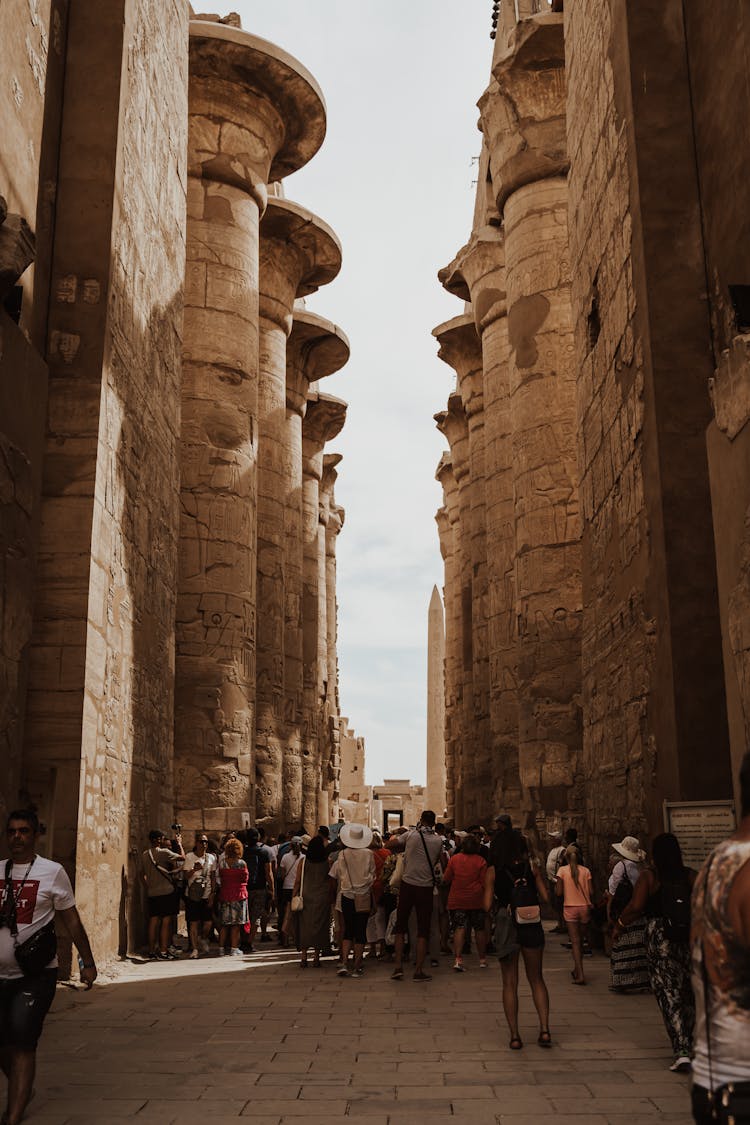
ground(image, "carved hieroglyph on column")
xmin=176 ymin=22 xmax=325 ymax=829
xmin=287 ymin=312 xmax=349 ymax=830
xmin=435 ymin=453 xmax=462 ymax=824
xmin=482 ymin=12 xmax=582 ymax=827
xmin=256 ymin=197 xmax=341 ymax=832
xmin=426 ymin=585 xmax=446 ymax=816
xmin=322 ymin=454 xmax=345 ymax=820
xmin=301 ymin=391 xmax=347 ymax=827
xmin=433 ymin=316 xmax=489 ymax=823
xmin=439 ymin=215 xmax=521 ymax=819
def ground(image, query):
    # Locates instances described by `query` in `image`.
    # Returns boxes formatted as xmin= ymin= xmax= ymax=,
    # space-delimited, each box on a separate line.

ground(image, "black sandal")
xmin=538 ymin=1030 xmax=552 ymax=1047
xmin=509 ymin=1036 xmax=523 ymax=1050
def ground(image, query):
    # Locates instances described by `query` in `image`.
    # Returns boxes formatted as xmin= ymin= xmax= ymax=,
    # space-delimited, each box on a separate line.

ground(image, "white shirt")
xmin=183 ymin=851 xmax=216 ymax=899
xmin=0 ymin=855 xmax=76 ymax=979
xmin=608 ymin=858 xmax=641 ymax=896
xmin=331 ymin=848 xmax=375 ymax=899
xmin=280 ymin=852 xmax=302 ymax=890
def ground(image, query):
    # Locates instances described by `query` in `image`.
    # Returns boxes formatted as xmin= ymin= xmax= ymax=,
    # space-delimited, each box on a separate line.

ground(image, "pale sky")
xmin=228 ymin=1 xmax=493 ymax=785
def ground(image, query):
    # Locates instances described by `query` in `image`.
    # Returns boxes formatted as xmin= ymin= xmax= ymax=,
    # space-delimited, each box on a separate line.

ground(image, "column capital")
xmin=435 ymin=505 xmax=450 ymax=561
xmin=189 ymin=21 xmax=326 ymax=207
xmin=260 ymin=197 xmax=342 ymax=330
xmin=439 ymin=227 xmax=506 ymax=334
xmin=435 ymin=396 xmax=469 ymax=481
xmin=302 ymin=391 xmax=347 ymax=456
xmin=479 ymin=15 xmax=567 ymax=216
xmin=435 ymin=452 xmax=459 ymax=519
xmin=287 ymin=310 xmax=350 ymax=415
xmin=432 ymin=315 xmax=483 ymax=417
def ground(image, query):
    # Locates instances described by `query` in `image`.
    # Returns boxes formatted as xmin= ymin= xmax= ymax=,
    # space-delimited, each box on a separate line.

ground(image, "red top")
xmin=371 ymin=847 xmax=390 ymax=903
xmin=443 ymin=853 xmax=488 ymax=910
xmin=218 ymin=861 xmax=248 ymax=903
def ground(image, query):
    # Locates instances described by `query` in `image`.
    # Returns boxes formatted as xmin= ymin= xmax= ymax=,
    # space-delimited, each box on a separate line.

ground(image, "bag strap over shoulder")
xmin=418 ymin=830 xmax=437 ymax=886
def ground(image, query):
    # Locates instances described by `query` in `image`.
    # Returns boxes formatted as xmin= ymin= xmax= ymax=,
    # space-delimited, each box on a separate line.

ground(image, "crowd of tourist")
xmin=1 ymin=751 xmax=749 ymax=1125
xmin=137 ymin=769 xmax=749 ymax=1090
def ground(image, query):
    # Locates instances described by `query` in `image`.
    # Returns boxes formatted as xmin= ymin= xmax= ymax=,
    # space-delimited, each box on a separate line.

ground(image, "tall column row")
xmin=175 ymin=18 xmax=351 ymax=834
xmin=433 ymin=9 xmax=582 ymax=833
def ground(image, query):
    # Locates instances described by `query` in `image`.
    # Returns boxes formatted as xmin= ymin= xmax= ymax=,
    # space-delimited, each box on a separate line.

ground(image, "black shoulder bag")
xmin=3 ymin=858 xmax=57 ymax=976
xmin=699 ymin=853 xmax=750 ymax=1123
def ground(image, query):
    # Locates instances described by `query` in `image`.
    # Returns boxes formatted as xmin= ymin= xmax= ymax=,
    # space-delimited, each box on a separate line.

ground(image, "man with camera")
xmin=142 ymin=828 xmax=184 ymax=960
xmin=1 ymin=808 xmax=97 ymax=1125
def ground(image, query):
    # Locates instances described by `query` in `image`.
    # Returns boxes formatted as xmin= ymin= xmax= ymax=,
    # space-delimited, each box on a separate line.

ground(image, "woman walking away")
xmin=617 ymin=832 xmax=695 ymax=1071
xmin=485 ymin=829 xmax=552 ymax=1050
xmin=556 ymin=845 xmax=593 ymax=984
xmin=443 ymin=833 xmax=488 ymax=971
xmin=217 ymin=837 xmax=248 ymax=957
xmin=607 ymin=835 xmax=650 ymax=993
xmin=330 ymin=823 xmax=375 ymax=977
xmin=294 ymin=835 xmax=331 ymax=968
xmin=278 ymin=837 xmax=303 ymax=946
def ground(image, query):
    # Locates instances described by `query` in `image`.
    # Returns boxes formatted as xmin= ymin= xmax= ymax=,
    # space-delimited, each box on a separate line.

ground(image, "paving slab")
xmin=3 ymin=932 xmax=696 ymax=1125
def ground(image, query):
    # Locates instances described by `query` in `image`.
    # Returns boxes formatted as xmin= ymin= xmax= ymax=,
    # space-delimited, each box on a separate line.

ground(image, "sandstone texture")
xmin=434 ymin=0 xmax=741 ymax=858
xmin=0 ymin=4 xmax=352 ymax=966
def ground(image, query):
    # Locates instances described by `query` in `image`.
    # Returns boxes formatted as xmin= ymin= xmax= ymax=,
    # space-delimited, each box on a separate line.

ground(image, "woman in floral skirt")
xmin=216 ymin=836 xmax=248 ymax=957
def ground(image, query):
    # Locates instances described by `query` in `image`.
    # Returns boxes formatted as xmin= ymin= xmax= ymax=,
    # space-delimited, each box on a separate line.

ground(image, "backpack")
xmin=245 ymin=846 xmax=266 ymax=890
xmin=660 ymin=875 xmax=691 ymax=942
xmin=610 ymin=862 xmax=633 ymax=920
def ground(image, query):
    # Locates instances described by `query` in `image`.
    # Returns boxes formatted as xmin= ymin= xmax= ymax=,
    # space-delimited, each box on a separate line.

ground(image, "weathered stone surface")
xmin=0 ymin=210 xmax=35 ymax=299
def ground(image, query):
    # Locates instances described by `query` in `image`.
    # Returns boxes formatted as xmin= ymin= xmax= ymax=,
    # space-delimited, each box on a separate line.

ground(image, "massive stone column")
xmin=256 ymin=197 xmax=341 ymax=832
xmin=433 ymin=317 xmax=489 ymax=822
xmin=439 ymin=220 xmax=521 ymax=820
xmin=435 ymin=453 xmax=462 ymax=825
xmin=426 ymin=585 xmax=446 ymax=816
xmin=322 ymin=455 xmax=345 ymax=819
xmin=286 ymin=313 xmax=349 ymax=830
xmin=301 ymin=392 xmax=346 ymax=828
xmin=434 ymin=396 xmax=471 ymax=823
xmin=480 ymin=11 xmax=582 ymax=831
xmin=175 ymin=22 xmax=325 ymax=832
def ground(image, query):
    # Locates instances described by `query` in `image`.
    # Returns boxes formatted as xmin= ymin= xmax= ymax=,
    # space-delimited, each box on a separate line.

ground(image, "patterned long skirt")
xmin=644 ymin=917 xmax=694 ymax=1059
xmin=610 ymin=917 xmax=650 ymax=990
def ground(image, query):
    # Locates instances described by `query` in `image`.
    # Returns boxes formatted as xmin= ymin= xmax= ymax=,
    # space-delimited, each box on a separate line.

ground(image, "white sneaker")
xmin=231 ymin=948 xmax=243 ymax=957
xmin=453 ymin=959 xmax=466 ymax=972
xmin=189 ymin=949 xmax=199 ymax=959
xmin=669 ymin=1056 xmax=691 ymax=1073
xmin=200 ymin=940 xmax=210 ymax=954
xmin=218 ymin=947 xmax=226 ymax=957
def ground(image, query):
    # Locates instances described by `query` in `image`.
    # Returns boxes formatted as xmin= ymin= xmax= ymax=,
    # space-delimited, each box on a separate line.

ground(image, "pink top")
xmin=558 ymin=864 xmax=592 ymax=907
xmin=443 ymin=853 xmax=487 ymax=911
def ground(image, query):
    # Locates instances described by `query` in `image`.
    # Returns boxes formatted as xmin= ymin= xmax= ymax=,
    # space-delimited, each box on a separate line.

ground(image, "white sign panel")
xmin=663 ymin=800 xmax=737 ymax=868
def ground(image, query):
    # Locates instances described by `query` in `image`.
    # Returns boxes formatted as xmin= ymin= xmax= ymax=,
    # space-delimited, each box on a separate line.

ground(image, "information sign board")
xmin=663 ymin=800 xmax=736 ymax=868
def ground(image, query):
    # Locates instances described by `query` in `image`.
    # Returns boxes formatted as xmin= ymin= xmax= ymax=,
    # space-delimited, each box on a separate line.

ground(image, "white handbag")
xmin=291 ymin=857 xmax=305 ymax=912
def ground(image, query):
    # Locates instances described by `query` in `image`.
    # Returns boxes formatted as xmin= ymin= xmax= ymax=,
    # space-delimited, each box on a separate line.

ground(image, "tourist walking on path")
xmin=1 ymin=809 xmax=97 ymax=1125
xmin=556 ymin=844 xmax=593 ymax=985
xmin=141 ymin=828 xmax=184 ymax=959
xmin=443 ymin=833 xmax=489 ymax=972
xmin=183 ymin=832 xmax=216 ymax=958
xmin=545 ymin=830 xmax=566 ymax=933
xmin=616 ymin=832 xmax=695 ymax=1071
xmin=607 ymin=835 xmax=650 ymax=993
xmin=690 ymin=751 xmax=750 ymax=1124
xmin=216 ymin=837 xmax=248 ymax=957
xmin=485 ymin=829 xmax=551 ymax=1050
xmin=330 ymin=824 xmax=375 ymax=977
xmin=387 ymin=810 xmax=445 ymax=982
xmin=294 ymin=835 xmax=331 ymax=968
xmin=278 ymin=838 xmax=303 ymax=945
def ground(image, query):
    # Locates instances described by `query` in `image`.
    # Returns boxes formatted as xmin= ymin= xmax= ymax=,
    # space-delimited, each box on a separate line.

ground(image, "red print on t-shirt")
xmin=0 ymin=879 xmax=40 ymax=925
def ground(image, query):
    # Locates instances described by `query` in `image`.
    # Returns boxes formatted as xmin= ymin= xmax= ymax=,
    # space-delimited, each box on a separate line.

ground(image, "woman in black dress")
xmin=485 ymin=829 xmax=551 ymax=1050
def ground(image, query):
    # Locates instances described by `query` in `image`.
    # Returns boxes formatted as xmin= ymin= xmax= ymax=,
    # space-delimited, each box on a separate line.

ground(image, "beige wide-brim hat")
xmin=339 ymin=823 xmax=373 ymax=850
xmin=612 ymin=836 xmax=646 ymax=863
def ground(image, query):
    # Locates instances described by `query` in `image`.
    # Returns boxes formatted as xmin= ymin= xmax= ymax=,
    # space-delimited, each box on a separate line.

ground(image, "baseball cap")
xmin=494 ymin=814 xmax=512 ymax=827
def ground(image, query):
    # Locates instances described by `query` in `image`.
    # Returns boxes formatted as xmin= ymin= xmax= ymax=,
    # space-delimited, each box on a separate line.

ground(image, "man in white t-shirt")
xmin=0 ymin=808 xmax=97 ymax=1125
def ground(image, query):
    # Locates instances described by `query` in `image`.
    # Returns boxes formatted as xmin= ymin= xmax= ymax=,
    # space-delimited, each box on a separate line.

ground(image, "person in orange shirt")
xmin=442 ymin=834 xmax=489 ymax=972
xmin=556 ymin=845 xmax=593 ymax=985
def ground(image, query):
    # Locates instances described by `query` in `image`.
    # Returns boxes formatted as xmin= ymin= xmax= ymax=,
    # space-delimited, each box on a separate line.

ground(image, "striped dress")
xmin=610 ymin=860 xmax=650 ymax=991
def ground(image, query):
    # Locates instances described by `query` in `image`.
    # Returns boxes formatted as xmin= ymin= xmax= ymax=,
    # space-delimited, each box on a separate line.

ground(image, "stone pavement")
xmin=14 ymin=934 xmax=693 ymax=1125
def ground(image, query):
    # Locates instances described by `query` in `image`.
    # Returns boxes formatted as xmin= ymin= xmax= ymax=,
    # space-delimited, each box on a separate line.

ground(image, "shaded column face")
xmin=426 ymin=585 xmax=447 ymax=816
xmin=441 ymin=233 xmax=521 ymax=820
xmin=436 ymin=458 xmax=462 ymax=827
xmin=504 ymin=175 xmax=581 ymax=825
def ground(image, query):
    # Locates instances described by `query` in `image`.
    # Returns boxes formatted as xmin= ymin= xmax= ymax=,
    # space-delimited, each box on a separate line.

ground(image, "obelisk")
xmin=426 ymin=585 xmax=447 ymax=816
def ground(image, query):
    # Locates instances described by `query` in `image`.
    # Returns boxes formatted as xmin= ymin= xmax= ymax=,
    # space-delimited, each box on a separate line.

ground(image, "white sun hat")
xmin=338 ymin=823 xmax=373 ymax=850
xmin=612 ymin=835 xmax=646 ymax=863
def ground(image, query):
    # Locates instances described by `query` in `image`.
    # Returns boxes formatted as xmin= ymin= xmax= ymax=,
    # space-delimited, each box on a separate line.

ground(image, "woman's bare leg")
xmin=500 ymin=953 xmax=520 ymax=1041
xmin=567 ymin=919 xmax=584 ymax=982
xmin=521 ymin=946 xmax=550 ymax=1033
